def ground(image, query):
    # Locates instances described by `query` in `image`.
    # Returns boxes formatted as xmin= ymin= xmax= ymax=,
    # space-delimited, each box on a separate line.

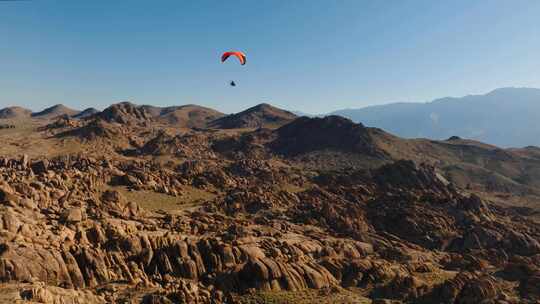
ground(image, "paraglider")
xmin=221 ymin=51 xmax=246 ymax=86
xmin=221 ymin=51 xmax=246 ymax=65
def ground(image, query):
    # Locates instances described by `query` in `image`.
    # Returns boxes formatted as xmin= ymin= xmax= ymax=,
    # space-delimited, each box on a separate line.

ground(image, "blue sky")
xmin=1 ymin=0 xmax=540 ymax=114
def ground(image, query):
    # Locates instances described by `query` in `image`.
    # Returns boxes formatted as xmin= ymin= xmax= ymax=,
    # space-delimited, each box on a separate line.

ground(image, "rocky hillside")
xmin=135 ymin=130 xmax=216 ymax=159
xmin=92 ymin=102 xmax=153 ymax=124
xmin=0 ymin=102 xmax=540 ymax=303
xmin=271 ymin=115 xmax=385 ymax=157
xmin=210 ymin=103 xmax=297 ymax=129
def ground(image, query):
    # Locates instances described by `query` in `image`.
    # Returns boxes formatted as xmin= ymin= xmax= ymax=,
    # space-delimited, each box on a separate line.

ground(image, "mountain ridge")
xmin=4 ymin=86 xmax=540 ymax=147
xmin=329 ymin=87 xmax=540 ymax=147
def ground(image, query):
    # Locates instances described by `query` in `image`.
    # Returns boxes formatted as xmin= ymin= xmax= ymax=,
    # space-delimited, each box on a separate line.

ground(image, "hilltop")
xmin=31 ymin=104 xmax=81 ymax=119
xmin=155 ymin=104 xmax=224 ymax=128
xmin=209 ymin=103 xmax=297 ymax=129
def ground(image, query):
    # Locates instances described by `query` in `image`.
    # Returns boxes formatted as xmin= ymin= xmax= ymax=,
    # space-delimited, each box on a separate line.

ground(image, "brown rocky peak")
xmin=209 ymin=103 xmax=297 ymax=129
xmin=271 ymin=115 xmax=385 ymax=157
xmin=248 ymin=102 xmax=282 ymax=112
xmin=96 ymin=101 xmax=152 ymax=124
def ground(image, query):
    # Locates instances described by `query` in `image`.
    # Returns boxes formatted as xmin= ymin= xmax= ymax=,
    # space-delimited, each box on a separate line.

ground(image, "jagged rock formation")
xmin=93 ymin=102 xmax=153 ymax=125
xmin=136 ymin=130 xmax=217 ymax=159
xmin=0 ymin=151 xmax=537 ymax=303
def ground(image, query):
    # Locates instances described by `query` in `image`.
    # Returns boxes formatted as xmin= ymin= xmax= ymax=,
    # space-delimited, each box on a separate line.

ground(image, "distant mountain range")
xmin=2 ymin=87 xmax=540 ymax=147
xmin=0 ymin=102 xmax=298 ymax=131
xmin=329 ymin=87 xmax=540 ymax=148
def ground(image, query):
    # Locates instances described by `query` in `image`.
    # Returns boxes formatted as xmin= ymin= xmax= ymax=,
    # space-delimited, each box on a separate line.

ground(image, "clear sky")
xmin=1 ymin=0 xmax=540 ymax=114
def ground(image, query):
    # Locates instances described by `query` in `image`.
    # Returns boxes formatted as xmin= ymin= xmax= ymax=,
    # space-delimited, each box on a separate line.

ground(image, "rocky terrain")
xmin=0 ymin=102 xmax=539 ymax=303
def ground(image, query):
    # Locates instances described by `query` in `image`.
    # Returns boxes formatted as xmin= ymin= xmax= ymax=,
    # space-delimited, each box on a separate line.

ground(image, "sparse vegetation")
xmin=115 ymin=185 xmax=217 ymax=212
xmin=235 ymin=289 xmax=371 ymax=304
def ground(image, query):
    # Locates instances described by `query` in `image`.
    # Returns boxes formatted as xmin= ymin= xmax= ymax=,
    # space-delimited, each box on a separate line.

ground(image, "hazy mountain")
xmin=330 ymin=87 xmax=540 ymax=148
xmin=291 ymin=110 xmax=315 ymax=117
xmin=0 ymin=106 xmax=32 ymax=119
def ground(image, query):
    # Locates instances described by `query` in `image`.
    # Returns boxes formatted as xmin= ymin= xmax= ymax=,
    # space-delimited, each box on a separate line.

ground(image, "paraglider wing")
xmin=221 ymin=51 xmax=246 ymax=65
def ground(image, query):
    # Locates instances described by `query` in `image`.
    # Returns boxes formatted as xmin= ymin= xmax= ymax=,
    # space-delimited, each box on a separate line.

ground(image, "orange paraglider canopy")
xmin=221 ymin=51 xmax=246 ymax=65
